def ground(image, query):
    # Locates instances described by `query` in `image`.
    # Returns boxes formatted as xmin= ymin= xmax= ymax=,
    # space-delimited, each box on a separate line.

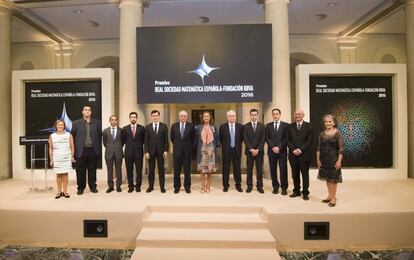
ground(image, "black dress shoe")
xmin=185 ymin=189 xmax=191 ymax=194
xmin=116 ymin=187 xmax=122 ymax=192
xmin=174 ymin=189 xmax=179 ymax=194
xmin=161 ymin=188 xmax=166 ymax=193
xmin=303 ymin=195 xmax=309 ymax=201
xmin=246 ymin=187 xmax=252 ymax=193
xmin=223 ymin=187 xmax=229 ymax=192
xmin=257 ymin=188 xmax=264 ymax=194
xmin=236 ymin=187 xmax=243 ymax=192
xmin=135 ymin=187 xmax=141 ymax=193
xmin=289 ymin=193 xmax=301 ymax=198
xmin=272 ymin=189 xmax=279 ymax=194
xmin=281 ymin=190 xmax=287 ymax=196
xmin=91 ymin=189 xmax=98 ymax=193
xmin=106 ymin=187 xmax=114 ymax=193
xmin=146 ymin=187 xmax=153 ymax=193
xmin=77 ymin=190 xmax=83 ymax=195
xmin=128 ymin=187 xmax=134 ymax=193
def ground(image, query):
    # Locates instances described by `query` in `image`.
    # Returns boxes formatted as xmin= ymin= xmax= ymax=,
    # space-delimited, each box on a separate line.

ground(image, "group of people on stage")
xmin=49 ymin=105 xmax=344 ymax=207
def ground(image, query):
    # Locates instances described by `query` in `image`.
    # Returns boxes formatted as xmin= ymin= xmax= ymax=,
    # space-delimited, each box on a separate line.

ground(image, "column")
xmin=53 ymin=43 xmax=73 ymax=69
xmin=119 ymin=0 xmax=148 ymax=126
xmin=0 ymin=2 xmax=12 ymax=179
xmin=336 ymin=36 xmax=360 ymax=63
xmin=258 ymin=0 xmax=291 ymax=124
xmin=406 ymin=0 xmax=414 ymax=178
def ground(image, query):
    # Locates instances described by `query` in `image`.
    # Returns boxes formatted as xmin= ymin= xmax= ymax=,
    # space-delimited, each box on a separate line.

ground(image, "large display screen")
xmin=310 ymin=76 xmax=393 ymax=168
xmin=137 ymin=24 xmax=272 ymax=103
xmin=25 ymin=81 xmax=102 ymax=168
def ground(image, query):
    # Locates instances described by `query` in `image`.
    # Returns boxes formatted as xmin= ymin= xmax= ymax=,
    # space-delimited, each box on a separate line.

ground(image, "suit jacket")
xmin=287 ymin=121 xmax=313 ymax=161
xmin=265 ymin=121 xmax=289 ymax=155
xmin=219 ymin=122 xmax=244 ymax=158
xmin=144 ymin=122 xmax=169 ymax=156
xmin=123 ymin=124 xmax=145 ymax=159
xmin=243 ymin=121 xmax=265 ymax=155
xmin=102 ymin=126 xmax=124 ymax=160
xmin=71 ymin=118 xmax=102 ymax=158
xmin=170 ymin=122 xmax=195 ymax=158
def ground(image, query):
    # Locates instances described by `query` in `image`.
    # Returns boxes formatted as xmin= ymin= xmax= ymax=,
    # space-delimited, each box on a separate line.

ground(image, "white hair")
xmin=226 ymin=110 xmax=236 ymax=117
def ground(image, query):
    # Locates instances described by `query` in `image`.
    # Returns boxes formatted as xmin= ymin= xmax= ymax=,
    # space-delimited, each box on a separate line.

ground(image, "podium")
xmin=19 ymin=136 xmax=53 ymax=192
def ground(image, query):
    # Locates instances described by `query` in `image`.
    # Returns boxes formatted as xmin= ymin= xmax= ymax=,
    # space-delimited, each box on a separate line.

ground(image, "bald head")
xmin=294 ymin=109 xmax=305 ymax=123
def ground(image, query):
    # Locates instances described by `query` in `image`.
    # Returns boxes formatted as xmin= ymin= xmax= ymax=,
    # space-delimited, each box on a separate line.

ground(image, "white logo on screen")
xmin=188 ymin=54 xmax=220 ymax=85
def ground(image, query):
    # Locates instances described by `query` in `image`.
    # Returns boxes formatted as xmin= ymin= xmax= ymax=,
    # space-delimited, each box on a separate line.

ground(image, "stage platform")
xmin=0 ymin=175 xmax=413 ymax=259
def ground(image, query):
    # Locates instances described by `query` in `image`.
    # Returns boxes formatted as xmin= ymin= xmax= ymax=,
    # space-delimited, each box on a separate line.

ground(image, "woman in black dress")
xmin=316 ymin=114 xmax=344 ymax=207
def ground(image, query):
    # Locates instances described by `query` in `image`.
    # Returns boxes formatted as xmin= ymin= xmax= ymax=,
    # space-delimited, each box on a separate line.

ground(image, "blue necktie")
xmin=230 ymin=124 xmax=235 ymax=148
xmin=111 ymin=128 xmax=115 ymax=141
xmin=180 ymin=123 xmax=185 ymax=138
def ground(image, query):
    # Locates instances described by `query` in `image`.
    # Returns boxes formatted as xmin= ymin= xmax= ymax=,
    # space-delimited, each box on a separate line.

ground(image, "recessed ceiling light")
xmin=73 ymin=10 xmax=83 ymax=14
xmin=88 ymin=20 xmax=100 ymax=27
xmin=315 ymin=13 xmax=328 ymax=20
xmin=327 ymin=2 xmax=339 ymax=7
xmin=197 ymin=16 xmax=210 ymax=24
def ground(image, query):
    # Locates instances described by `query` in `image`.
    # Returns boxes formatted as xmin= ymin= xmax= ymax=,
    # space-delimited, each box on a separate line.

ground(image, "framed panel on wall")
xmin=296 ymin=64 xmax=407 ymax=180
xmin=12 ymin=68 xmax=114 ymax=179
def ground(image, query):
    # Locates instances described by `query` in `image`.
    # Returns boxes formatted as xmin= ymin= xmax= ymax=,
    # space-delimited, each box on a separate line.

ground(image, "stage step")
xmin=130 ymin=247 xmax=281 ymax=260
xmin=136 ymin=227 xmax=276 ymax=248
xmin=132 ymin=206 xmax=279 ymax=260
xmin=142 ymin=207 xmax=268 ymax=228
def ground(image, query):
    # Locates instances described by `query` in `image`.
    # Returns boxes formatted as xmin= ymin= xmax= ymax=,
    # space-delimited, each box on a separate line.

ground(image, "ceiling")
xmin=9 ymin=0 xmax=406 ymax=43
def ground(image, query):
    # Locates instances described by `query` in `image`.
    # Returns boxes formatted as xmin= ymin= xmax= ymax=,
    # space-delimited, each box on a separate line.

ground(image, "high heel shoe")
xmin=55 ymin=193 xmax=62 ymax=199
xmin=322 ymin=198 xmax=331 ymax=203
xmin=63 ymin=193 xmax=70 ymax=198
xmin=328 ymin=199 xmax=337 ymax=207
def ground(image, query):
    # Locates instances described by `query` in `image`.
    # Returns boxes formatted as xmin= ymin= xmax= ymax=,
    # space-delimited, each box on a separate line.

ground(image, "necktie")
xmin=297 ymin=123 xmax=301 ymax=130
xmin=253 ymin=123 xmax=256 ymax=132
xmin=154 ymin=124 xmax=158 ymax=134
xmin=230 ymin=124 xmax=235 ymax=148
xmin=274 ymin=121 xmax=279 ymax=131
xmin=132 ymin=125 xmax=136 ymax=138
xmin=180 ymin=123 xmax=185 ymax=138
xmin=111 ymin=128 xmax=115 ymax=141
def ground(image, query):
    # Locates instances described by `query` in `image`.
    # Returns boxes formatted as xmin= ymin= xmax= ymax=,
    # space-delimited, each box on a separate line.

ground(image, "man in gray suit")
xmin=102 ymin=115 xmax=124 ymax=193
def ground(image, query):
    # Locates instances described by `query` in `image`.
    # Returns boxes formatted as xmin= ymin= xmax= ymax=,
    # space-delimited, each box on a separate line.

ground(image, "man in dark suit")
xmin=123 ymin=112 xmax=145 ymax=193
xmin=219 ymin=110 xmax=244 ymax=192
xmin=287 ymin=109 xmax=313 ymax=200
xmin=145 ymin=110 xmax=169 ymax=193
xmin=266 ymin=108 xmax=289 ymax=195
xmin=71 ymin=105 xmax=102 ymax=195
xmin=102 ymin=115 xmax=124 ymax=193
xmin=170 ymin=110 xmax=195 ymax=194
xmin=243 ymin=108 xmax=265 ymax=193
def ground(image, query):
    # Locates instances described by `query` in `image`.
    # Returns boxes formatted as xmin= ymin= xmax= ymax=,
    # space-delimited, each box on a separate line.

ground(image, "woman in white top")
xmin=49 ymin=119 xmax=75 ymax=199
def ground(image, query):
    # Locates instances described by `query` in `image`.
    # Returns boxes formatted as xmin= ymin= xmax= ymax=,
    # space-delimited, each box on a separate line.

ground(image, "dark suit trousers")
xmin=148 ymin=150 xmax=165 ymax=189
xmin=269 ymin=152 xmax=288 ymax=190
xmin=173 ymin=153 xmax=191 ymax=190
xmin=222 ymin=148 xmax=242 ymax=189
xmin=125 ymin=155 xmax=143 ymax=189
xmin=106 ymin=156 xmax=122 ymax=188
xmin=289 ymin=156 xmax=310 ymax=195
xmin=246 ymin=153 xmax=263 ymax=189
xmin=76 ymin=147 xmax=98 ymax=191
